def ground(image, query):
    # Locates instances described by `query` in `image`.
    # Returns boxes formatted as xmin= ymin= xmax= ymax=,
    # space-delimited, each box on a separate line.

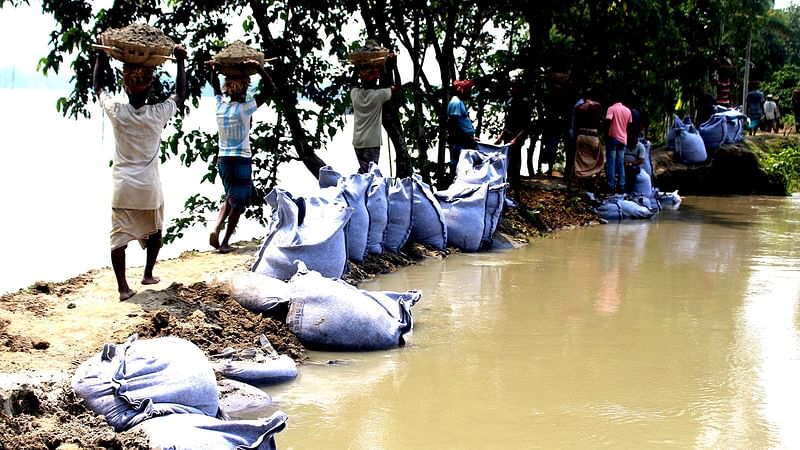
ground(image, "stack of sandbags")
xmin=212 ymin=40 xmax=265 ymax=77
xmin=435 ymin=146 xmax=508 ymax=251
xmin=99 ymin=23 xmax=174 ymax=67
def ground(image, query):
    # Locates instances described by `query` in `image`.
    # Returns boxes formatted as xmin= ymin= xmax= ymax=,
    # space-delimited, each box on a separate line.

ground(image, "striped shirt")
xmin=215 ymin=95 xmax=259 ymax=158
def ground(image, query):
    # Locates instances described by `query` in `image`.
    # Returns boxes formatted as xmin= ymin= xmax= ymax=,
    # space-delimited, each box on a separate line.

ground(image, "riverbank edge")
xmin=0 ymin=177 xmax=601 ymax=450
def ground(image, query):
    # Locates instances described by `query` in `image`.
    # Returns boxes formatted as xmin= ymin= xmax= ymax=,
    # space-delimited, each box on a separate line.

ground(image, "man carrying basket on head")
xmin=93 ymin=41 xmax=187 ymax=301
xmin=349 ymin=47 xmax=401 ymax=173
xmin=207 ymin=48 xmax=274 ymax=254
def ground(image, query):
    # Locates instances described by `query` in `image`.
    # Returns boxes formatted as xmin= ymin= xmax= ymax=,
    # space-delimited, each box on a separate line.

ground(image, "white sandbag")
xmin=215 ymin=271 xmax=290 ymax=315
xmin=435 ymin=182 xmax=506 ymax=252
xmin=675 ymin=122 xmax=708 ymax=164
xmin=656 ymin=189 xmax=682 ymax=209
xmin=132 ymin=411 xmax=288 ymax=450
xmin=72 ymin=335 xmax=219 ymax=432
xmin=454 ymin=149 xmax=507 ymax=186
xmin=384 ymin=177 xmax=414 ymax=253
xmin=318 ymin=166 xmax=373 ymax=262
xmin=213 ymin=355 xmax=297 ymax=387
xmin=252 ymin=188 xmax=353 ymax=280
xmin=409 ymin=175 xmax=447 ymax=250
xmin=366 ymin=166 xmax=389 ymax=255
xmin=286 ymin=262 xmax=420 ymax=351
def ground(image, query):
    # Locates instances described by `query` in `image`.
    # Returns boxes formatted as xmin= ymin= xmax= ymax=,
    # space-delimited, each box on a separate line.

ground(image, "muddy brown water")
xmin=266 ymin=195 xmax=800 ymax=449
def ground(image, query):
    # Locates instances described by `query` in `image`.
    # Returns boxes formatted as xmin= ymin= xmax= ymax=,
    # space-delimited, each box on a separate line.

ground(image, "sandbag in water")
xmin=595 ymin=195 xmax=656 ymax=221
xmin=435 ymin=182 xmax=506 ymax=252
xmin=132 ymin=411 xmax=288 ymax=450
xmin=384 ymin=177 xmax=414 ymax=253
xmin=409 ymin=175 xmax=447 ymax=250
xmin=214 ymin=271 xmax=290 ymax=315
xmin=212 ymin=355 xmax=297 ymax=387
xmin=72 ymin=335 xmax=219 ymax=432
xmin=286 ymin=262 xmax=421 ymax=351
xmin=656 ymin=189 xmax=682 ymax=209
xmin=217 ymin=379 xmax=273 ymax=417
xmin=252 ymin=188 xmax=352 ymax=280
xmin=366 ymin=166 xmax=389 ymax=255
xmin=318 ymin=166 xmax=373 ymax=262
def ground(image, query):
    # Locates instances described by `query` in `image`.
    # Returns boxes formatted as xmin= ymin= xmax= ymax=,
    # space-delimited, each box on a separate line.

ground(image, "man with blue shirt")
xmin=448 ymin=79 xmax=478 ymax=178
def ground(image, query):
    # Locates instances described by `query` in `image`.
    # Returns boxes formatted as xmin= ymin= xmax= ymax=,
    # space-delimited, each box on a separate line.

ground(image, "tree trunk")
xmin=250 ymin=0 xmax=326 ymax=179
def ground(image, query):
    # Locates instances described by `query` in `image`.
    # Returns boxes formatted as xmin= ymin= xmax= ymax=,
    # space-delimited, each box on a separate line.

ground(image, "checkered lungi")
xmin=218 ymin=156 xmax=253 ymax=208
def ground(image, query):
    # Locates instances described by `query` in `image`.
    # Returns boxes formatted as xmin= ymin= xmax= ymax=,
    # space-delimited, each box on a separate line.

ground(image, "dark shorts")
xmin=218 ymin=156 xmax=252 ymax=209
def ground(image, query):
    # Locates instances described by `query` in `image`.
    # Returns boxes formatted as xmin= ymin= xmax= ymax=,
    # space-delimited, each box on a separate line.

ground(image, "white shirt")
xmin=350 ymin=87 xmax=391 ymax=148
xmin=763 ymin=100 xmax=778 ymax=120
xmin=101 ymin=92 xmax=177 ymax=209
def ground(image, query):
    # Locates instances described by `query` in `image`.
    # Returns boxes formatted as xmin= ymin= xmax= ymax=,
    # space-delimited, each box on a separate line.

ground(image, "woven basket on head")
xmin=99 ymin=24 xmax=174 ymax=67
xmin=213 ymin=41 xmax=265 ymax=77
xmin=347 ymin=48 xmax=389 ymax=68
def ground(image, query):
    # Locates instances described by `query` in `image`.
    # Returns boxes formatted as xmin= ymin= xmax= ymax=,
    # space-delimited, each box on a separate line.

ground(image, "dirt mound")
xmin=129 ymin=281 xmax=306 ymax=361
xmin=0 ymin=380 xmax=150 ymax=450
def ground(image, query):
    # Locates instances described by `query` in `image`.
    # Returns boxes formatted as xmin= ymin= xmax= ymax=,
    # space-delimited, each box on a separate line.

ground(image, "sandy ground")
xmin=0 ymin=244 xmax=260 ymax=374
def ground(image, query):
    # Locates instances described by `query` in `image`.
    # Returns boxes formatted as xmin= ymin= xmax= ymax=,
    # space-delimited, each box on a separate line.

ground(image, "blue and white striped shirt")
xmin=215 ymin=95 xmax=259 ymax=158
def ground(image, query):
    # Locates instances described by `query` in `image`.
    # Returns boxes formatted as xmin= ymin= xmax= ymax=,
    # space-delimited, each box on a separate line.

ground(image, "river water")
xmin=268 ymin=195 xmax=800 ymax=449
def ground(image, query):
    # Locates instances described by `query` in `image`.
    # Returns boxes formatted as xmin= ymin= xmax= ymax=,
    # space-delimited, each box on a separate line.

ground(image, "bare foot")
xmin=210 ymin=231 xmax=220 ymax=249
xmin=218 ymin=244 xmax=234 ymax=254
xmin=141 ymin=276 xmax=160 ymax=285
xmin=119 ymin=289 xmax=137 ymax=301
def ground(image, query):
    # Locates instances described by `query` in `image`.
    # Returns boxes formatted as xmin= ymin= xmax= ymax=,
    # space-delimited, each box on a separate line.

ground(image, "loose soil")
xmin=101 ymin=24 xmax=174 ymax=50
xmin=214 ymin=40 xmax=264 ymax=64
xmin=0 ymin=176 xmax=598 ymax=449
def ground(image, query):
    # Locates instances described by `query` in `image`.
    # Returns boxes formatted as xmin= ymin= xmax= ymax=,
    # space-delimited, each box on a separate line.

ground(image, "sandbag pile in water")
xmin=72 ymin=335 xmax=288 ymax=449
xmin=435 ymin=144 xmax=509 ymax=251
xmin=286 ymin=261 xmax=420 ymax=351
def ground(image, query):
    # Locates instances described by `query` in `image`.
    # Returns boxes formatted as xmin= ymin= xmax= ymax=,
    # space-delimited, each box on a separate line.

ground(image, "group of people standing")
xmin=442 ymin=78 xmax=648 ymax=196
xmin=745 ymin=81 xmax=784 ymax=135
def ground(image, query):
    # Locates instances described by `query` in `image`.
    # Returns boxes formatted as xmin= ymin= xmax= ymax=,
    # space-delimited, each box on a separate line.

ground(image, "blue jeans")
xmin=606 ymin=138 xmax=626 ymax=191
